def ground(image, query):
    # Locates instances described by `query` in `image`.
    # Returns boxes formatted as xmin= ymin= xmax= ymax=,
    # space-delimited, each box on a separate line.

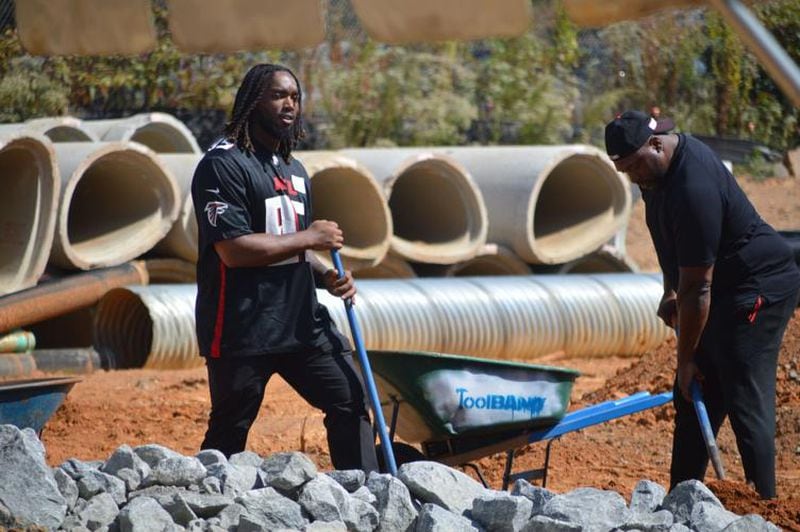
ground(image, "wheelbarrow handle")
xmin=690 ymin=380 xmax=726 ymax=480
xmin=330 ymin=250 xmax=398 ymax=475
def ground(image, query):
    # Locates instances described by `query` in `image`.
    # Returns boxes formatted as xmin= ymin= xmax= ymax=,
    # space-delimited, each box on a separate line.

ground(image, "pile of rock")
xmin=0 ymin=424 xmax=778 ymax=531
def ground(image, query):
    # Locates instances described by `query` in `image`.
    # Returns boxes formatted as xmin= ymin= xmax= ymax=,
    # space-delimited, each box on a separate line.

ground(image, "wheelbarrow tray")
xmin=365 ymin=350 xmax=579 ymax=443
xmin=0 ymin=377 xmax=81 ymax=433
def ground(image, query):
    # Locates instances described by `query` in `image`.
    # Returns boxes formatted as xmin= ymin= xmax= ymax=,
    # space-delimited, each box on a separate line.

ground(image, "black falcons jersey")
xmin=190 ymin=140 xmax=349 ymax=358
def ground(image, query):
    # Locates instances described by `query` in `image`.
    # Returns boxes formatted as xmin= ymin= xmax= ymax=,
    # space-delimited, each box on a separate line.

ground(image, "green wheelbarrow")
xmin=363 ymin=350 xmax=672 ymax=489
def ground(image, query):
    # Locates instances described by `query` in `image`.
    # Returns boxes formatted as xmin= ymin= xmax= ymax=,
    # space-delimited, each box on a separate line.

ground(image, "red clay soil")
xmin=34 ymin=176 xmax=800 ymax=530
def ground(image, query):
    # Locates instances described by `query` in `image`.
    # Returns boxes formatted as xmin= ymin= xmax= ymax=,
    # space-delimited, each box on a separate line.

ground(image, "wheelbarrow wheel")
xmin=376 ymin=442 xmax=426 ymax=473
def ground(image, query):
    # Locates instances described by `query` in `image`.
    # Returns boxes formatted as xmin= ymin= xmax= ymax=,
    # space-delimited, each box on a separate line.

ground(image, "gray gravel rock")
xmin=398 ymin=461 xmax=487 ymax=515
xmin=0 ymin=428 xmax=783 ymax=532
xmin=542 ymin=487 xmax=631 ymax=531
xmin=0 ymin=425 xmax=67 ymax=530
xmin=228 ymin=450 xmax=263 ymax=468
xmin=413 ymin=503 xmax=479 ymax=532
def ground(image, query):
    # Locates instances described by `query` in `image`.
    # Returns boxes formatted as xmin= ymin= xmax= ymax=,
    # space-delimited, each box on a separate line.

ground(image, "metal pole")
xmin=330 ymin=249 xmax=398 ymax=475
xmin=690 ymin=381 xmax=726 ymax=480
xmin=708 ymin=0 xmax=800 ymax=107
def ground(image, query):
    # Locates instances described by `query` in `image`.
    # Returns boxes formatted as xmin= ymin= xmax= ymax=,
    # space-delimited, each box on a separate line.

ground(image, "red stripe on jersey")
xmin=210 ymin=261 xmax=227 ymax=358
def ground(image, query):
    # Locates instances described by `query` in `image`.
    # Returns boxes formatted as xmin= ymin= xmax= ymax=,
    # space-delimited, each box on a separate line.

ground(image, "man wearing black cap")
xmin=605 ymin=110 xmax=800 ymax=499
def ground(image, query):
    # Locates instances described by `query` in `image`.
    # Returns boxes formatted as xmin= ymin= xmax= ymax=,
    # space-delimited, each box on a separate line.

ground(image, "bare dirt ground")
xmin=40 ymin=175 xmax=800 ymax=529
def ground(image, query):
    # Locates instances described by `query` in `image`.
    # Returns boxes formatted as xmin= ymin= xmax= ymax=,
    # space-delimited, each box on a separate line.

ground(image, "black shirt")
xmin=643 ymin=134 xmax=800 ymax=309
xmin=191 ymin=140 xmax=348 ymax=358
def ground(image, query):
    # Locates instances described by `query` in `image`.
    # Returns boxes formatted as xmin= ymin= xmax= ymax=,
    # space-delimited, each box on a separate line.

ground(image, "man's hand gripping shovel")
xmin=672 ymin=318 xmax=726 ymax=481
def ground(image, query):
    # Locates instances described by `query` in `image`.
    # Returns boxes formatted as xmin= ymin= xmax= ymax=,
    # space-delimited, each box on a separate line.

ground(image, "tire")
xmin=376 ymin=442 xmax=426 ymax=473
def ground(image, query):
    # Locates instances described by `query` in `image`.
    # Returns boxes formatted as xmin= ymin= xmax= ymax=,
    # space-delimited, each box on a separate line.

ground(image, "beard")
xmin=256 ymin=113 xmax=294 ymax=143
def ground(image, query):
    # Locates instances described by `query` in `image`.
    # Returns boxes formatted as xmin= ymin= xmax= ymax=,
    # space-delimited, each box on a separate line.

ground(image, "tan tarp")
xmin=350 ymin=0 xmax=532 ymax=44
xmin=15 ymin=0 xmax=156 ymax=55
xmin=167 ymin=0 xmax=325 ymax=53
xmin=563 ymin=0 xmax=705 ymax=27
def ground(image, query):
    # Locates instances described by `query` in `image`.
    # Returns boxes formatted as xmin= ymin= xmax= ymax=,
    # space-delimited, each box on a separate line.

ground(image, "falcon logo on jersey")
xmin=204 ymin=201 xmax=228 ymax=227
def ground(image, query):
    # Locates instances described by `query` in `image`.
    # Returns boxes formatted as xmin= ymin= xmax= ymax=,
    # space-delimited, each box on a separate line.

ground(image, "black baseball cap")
xmin=605 ymin=110 xmax=675 ymax=161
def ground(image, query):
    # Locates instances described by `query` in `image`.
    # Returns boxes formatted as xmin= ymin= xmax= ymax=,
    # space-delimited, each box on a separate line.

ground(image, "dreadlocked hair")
xmin=223 ymin=63 xmax=306 ymax=162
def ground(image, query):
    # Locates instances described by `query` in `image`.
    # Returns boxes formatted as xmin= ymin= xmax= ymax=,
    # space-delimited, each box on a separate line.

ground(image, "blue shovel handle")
xmin=330 ymin=250 xmax=398 ymax=475
xmin=690 ymin=380 xmax=726 ymax=480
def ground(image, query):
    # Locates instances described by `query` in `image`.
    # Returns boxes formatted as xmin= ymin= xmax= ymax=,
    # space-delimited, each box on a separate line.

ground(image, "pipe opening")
xmin=0 ymin=137 xmax=57 ymax=295
xmin=130 ymin=122 xmax=197 ymax=153
xmin=311 ymin=167 xmax=389 ymax=254
xmin=65 ymin=150 xmax=172 ymax=267
xmin=533 ymin=155 xmax=625 ymax=258
xmin=0 ymin=148 xmax=39 ymax=280
xmin=43 ymin=126 xmax=94 ymax=142
xmin=389 ymin=160 xmax=473 ymax=246
xmin=94 ymin=288 xmax=153 ymax=369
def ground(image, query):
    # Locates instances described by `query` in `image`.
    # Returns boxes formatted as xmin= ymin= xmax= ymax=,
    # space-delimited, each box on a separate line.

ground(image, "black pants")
xmin=201 ymin=349 xmax=379 ymax=473
xmin=670 ymin=290 xmax=798 ymax=498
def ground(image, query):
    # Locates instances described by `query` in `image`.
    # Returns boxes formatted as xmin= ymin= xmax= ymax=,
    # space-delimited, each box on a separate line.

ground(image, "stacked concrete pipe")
xmin=82 ymin=112 xmax=201 ymax=153
xmin=354 ymin=252 xmax=417 ymax=279
xmin=50 ymin=142 xmax=180 ymax=270
xmin=347 ymin=146 xmax=631 ymax=265
xmin=294 ymin=151 xmax=392 ymax=271
xmin=445 ymin=243 xmax=531 ymax=277
xmin=0 ymin=133 xmax=60 ymax=295
xmin=0 ymin=117 xmax=98 ymax=143
xmin=341 ymin=149 xmax=488 ymax=264
xmin=152 ymin=153 xmax=202 ymax=263
xmin=439 ymin=145 xmax=631 ymax=264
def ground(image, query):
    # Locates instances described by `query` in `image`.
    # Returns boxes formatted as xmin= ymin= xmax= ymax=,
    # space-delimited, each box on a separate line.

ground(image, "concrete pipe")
xmin=0 ymin=117 xmax=98 ymax=142
xmin=432 ymin=146 xmax=632 ymax=264
xmin=50 ymin=142 xmax=180 ymax=270
xmin=354 ymin=252 xmax=417 ymax=279
xmin=82 ymin=112 xmax=201 ymax=153
xmin=340 ymin=149 xmax=488 ymax=264
xmin=152 ymin=153 xmax=202 ymax=263
xmin=94 ymin=284 xmax=200 ymax=370
xmin=144 ymin=258 xmax=196 ymax=284
xmin=557 ymin=245 xmax=639 ymax=274
xmin=445 ymin=243 xmax=531 ymax=277
xmin=294 ymin=151 xmax=392 ymax=272
xmin=0 ymin=133 xmax=60 ymax=295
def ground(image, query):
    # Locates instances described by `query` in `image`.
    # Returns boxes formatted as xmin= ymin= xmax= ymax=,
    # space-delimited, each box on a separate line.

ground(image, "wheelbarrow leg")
xmin=501 ymin=436 xmax=561 ymax=490
xmin=461 ymin=462 xmax=491 ymax=489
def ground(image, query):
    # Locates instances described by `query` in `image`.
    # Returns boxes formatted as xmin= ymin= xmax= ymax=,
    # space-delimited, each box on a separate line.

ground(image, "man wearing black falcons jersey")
xmin=190 ymin=63 xmax=378 ymax=472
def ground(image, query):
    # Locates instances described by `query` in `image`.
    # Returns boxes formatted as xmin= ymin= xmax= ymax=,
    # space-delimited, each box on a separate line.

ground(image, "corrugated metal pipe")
xmin=295 ymin=151 xmax=392 ymax=271
xmin=339 ymin=149 xmax=489 ymax=264
xmin=94 ymin=285 xmax=201 ymax=370
xmin=93 ymin=274 xmax=671 ymax=369
xmin=50 ymin=141 xmax=180 ymax=270
xmin=0 ymin=133 xmax=60 ymax=295
xmin=318 ymin=274 xmax=671 ymax=359
xmin=82 ymin=112 xmax=201 ymax=154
